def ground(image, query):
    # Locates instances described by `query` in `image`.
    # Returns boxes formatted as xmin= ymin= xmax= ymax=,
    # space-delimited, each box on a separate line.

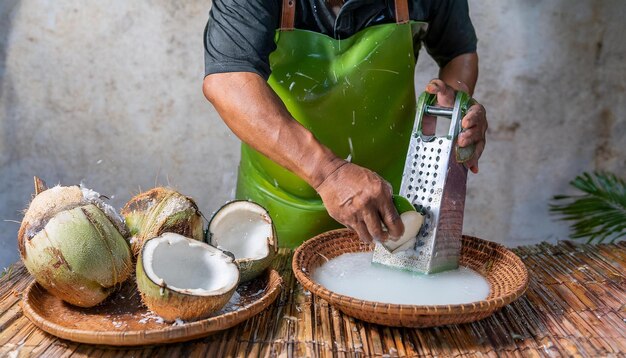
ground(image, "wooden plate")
xmin=293 ymin=230 xmax=528 ymax=327
xmin=21 ymin=269 xmax=282 ymax=346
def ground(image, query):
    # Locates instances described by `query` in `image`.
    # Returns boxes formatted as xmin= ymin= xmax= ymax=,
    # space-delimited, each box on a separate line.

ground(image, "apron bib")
xmin=237 ymin=0 xmax=424 ymax=247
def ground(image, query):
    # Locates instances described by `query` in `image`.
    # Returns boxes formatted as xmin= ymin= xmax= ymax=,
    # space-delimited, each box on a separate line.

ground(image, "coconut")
xmin=208 ymin=201 xmax=277 ymax=282
xmin=121 ymin=187 xmax=204 ymax=256
xmin=136 ymin=233 xmax=239 ymax=321
xmin=18 ymin=177 xmax=132 ymax=307
xmin=381 ymin=196 xmax=425 ymax=254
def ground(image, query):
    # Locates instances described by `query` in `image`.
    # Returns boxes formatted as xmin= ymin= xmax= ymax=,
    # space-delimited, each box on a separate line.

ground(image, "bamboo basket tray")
xmin=293 ymin=229 xmax=528 ymax=328
xmin=20 ymin=268 xmax=282 ymax=346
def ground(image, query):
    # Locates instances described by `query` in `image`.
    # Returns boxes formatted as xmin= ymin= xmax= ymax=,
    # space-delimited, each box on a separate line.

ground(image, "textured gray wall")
xmin=1 ymin=1 xmax=625 ymax=269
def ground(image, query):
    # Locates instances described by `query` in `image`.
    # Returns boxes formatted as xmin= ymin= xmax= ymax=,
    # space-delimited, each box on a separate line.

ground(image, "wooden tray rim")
xmin=20 ymin=268 xmax=283 ymax=346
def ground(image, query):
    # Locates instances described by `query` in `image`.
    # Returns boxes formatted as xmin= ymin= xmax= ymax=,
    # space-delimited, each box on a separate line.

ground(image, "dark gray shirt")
xmin=204 ymin=0 xmax=477 ymax=79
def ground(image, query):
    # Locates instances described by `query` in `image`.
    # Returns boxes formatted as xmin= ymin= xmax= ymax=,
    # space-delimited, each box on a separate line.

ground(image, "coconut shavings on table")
xmin=137 ymin=312 xmax=186 ymax=326
xmin=138 ymin=311 xmax=165 ymax=325
xmin=173 ymin=318 xmax=185 ymax=326
xmin=111 ymin=320 xmax=127 ymax=329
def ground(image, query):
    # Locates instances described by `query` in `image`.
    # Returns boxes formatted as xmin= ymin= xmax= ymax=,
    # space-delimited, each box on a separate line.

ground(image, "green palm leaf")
xmin=550 ymin=172 xmax=626 ymax=244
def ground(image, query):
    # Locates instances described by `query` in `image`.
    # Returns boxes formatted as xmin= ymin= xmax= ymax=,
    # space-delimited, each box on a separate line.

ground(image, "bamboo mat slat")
xmin=1 ymin=241 xmax=625 ymax=357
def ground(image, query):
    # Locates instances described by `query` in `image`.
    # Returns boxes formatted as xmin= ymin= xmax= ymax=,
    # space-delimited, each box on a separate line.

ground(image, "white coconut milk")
xmin=311 ymin=252 xmax=490 ymax=305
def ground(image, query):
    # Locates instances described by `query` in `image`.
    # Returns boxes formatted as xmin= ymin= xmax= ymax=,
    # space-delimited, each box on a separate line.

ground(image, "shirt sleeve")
xmin=204 ymin=0 xmax=280 ymax=79
xmin=422 ymin=0 xmax=477 ymax=68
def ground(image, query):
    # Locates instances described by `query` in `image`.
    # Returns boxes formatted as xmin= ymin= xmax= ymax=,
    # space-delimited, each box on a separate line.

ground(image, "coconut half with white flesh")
xmin=381 ymin=196 xmax=425 ymax=254
xmin=136 ymin=233 xmax=239 ymax=321
xmin=208 ymin=201 xmax=277 ymax=282
xmin=18 ymin=177 xmax=132 ymax=307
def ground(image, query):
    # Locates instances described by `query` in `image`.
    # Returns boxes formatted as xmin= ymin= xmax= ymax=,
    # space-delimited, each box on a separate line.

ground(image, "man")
xmin=203 ymin=0 xmax=487 ymax=247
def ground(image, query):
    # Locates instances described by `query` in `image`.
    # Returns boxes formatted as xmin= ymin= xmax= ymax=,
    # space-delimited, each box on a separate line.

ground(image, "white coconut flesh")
xmin=382 ymin=211 xmax=425 ymax=253
xmin=142 ymin=233 xmax=238 ymax=295
xmin=210 ymin=202 xmax=272 ymax=260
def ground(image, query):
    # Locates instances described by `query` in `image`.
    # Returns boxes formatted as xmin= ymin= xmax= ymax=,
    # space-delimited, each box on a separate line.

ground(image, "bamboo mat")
xmin=0 ymin=241 xmax=624 ymax=357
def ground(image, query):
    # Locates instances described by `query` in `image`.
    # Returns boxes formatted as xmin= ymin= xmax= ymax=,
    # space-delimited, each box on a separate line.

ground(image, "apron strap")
xmin=279 ymin=0 xmax=409 ymax=30
xmin=394 ymin=0 xmax=409 ymax=24
xmin=280 ymin=0 xmax=296 ymax=30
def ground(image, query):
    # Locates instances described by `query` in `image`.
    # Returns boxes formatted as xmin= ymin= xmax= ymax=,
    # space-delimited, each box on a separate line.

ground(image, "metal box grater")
xmin=372 ymin=91 xmax=474 ymax=274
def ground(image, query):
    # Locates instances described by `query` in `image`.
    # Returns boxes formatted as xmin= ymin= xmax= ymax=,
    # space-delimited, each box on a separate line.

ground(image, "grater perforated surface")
xmin=401 ymin=135 xmax=453 ymax=259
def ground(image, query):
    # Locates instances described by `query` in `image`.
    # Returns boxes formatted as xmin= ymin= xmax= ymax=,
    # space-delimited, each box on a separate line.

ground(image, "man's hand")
xmin=425 ymin=79 xmax=488 ymax=173
xmin=316 ymin=163 xmax=404 ymax=243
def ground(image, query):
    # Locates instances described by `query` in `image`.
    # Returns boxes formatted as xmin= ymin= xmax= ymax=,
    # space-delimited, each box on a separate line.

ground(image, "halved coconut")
xmin=121 ymin=187 xmax=204 ymax=256
xmin=136 ymin=233 xmax=239 ymax=321
xmin=18 ymin=177 xmax=132 ymax=307
xmin=208 ymin=201 xmax=277 ymax=282
xmin=381 ymin=196 xmax=425 ymax=254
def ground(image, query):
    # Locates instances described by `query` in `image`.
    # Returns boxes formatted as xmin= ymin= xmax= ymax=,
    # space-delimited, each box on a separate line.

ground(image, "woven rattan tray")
xmin=293 ymin=229 xmax=528 ymax=327
xmin=21 ymin=268 xmax=282 ymax=346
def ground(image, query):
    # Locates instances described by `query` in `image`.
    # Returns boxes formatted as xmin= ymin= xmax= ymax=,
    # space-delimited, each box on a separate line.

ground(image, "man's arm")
xmin=203 ymin=72 xmax=342 ymax=189
xmin=440 ymin=52 xmax=478 ymax=95
xmin=203 ymin=72 xmax=405 ymax=242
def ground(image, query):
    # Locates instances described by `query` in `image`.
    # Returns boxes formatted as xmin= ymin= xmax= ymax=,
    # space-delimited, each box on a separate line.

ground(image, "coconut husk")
xmin=121 ymin=187 xmax=204 ymax=256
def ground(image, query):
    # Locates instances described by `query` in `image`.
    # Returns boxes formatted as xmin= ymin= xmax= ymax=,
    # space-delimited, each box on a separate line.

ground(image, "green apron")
xmin=237 ymin=3 xmax=425 ymax=247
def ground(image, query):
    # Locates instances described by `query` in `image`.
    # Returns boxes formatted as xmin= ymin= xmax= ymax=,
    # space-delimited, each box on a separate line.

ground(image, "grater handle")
xmin=425 ymin=106 xmax=453 ymax=117
xmin=416 ymin=91 xmax=475 ymax=163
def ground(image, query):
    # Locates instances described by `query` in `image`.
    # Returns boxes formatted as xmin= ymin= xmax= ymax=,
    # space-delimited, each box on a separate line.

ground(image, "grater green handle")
xmin=415 ymin=91 xmax=475 ymax=164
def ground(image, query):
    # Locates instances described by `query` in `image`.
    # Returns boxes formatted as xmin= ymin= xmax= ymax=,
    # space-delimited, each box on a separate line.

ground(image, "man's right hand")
xmin=315 ymin=162 xmax=405 ymax=243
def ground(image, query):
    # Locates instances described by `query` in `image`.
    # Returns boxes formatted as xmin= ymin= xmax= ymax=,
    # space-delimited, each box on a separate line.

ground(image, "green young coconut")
xmin=18 ymin=177 xmax=132 ymax=307
xmin=121 ymin=187 xmax=204 ymax=256
xmin=136 ymin=233 xmax=239 ymax=321
xmin=207 ymin=200 xmax=278 ymax=282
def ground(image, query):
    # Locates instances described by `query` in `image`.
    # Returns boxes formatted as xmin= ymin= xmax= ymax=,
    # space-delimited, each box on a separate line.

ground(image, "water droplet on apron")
xmin=348 ymin=137 xmax=354 ymax=161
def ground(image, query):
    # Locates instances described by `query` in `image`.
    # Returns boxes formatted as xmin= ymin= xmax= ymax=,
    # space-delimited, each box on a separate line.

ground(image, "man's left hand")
xmin=425 ymin=79 xmax=487 ymax=174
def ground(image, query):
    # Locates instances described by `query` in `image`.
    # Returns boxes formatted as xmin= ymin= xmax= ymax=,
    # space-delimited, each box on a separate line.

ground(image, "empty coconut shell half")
xmin=207 ymin=200 xmax=278 ymax=282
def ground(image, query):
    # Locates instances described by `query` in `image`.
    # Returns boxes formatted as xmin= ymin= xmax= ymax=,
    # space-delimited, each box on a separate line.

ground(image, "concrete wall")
xmin=1 ymin=1 xmax=625 ymax=269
